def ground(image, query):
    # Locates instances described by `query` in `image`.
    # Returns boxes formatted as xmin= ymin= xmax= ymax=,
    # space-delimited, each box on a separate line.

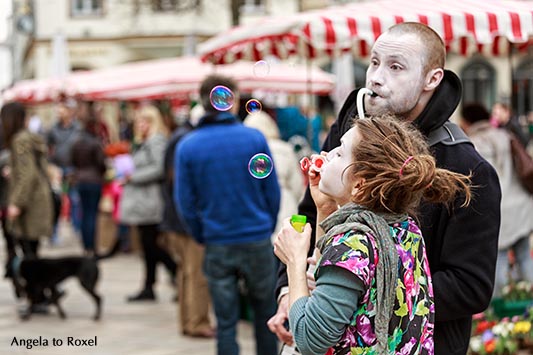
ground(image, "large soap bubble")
xmin=245 ymin=99 xmax=262 ymax=114
xmin=248 ymin=153 xmax=273 ymax=179
xmin=210 ymin=85 xmax=234 ymax=111
xmin=253 ymin=60 xmax=270 ymax=77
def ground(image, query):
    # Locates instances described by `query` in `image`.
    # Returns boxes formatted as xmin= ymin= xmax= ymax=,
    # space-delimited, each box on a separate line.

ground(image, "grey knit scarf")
xmin=317 ymin=203 xmax=407 ymax=355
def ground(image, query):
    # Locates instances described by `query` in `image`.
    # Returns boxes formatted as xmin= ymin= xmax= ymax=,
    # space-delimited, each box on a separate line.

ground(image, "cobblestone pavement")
xmin=0 ymin=221 xmax=257 ymax=355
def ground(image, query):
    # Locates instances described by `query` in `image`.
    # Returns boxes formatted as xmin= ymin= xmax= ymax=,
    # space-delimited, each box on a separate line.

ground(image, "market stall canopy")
xmin=2 ymin=57 xmax=335 ymax=104
xmin=198 ymin=0 xmax=533 ymax=64
xmin=2 ymin=77 xmax=67 ymax=104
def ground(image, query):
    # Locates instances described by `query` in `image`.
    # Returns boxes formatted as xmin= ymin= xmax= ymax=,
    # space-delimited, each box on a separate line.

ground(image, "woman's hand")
xmin=1 ymin=166 xmax=10 ymax=179
xmin=274 ymin=218 xmax=312 ymax=269
xmin=7 ymin=204 xmax=21 ymax=219
xmin=308 ymin=152 xmax=337 ymax=216
xmin=118 ymin=175 xmax=131 ymax=186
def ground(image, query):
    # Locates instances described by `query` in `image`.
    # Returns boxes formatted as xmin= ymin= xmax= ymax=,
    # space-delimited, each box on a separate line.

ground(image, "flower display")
xmin=502 ymin=281 xmax=533 ymax=302
xmin=469 ymin=305 xmax=533 ymax=355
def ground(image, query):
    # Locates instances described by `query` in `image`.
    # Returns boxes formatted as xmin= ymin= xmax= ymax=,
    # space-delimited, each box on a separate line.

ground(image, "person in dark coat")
xmin=269 ymin=22 xmax=501 ymax=355
xmin=0 ymin=125 xmax=17 ymax=281
xmin=70 ymin=117 xmax=107 ymax=255
xmin=1 ymin=102 xmax=54 ymax=257
xmin=160 ymin=106 xmax=214 ymax=338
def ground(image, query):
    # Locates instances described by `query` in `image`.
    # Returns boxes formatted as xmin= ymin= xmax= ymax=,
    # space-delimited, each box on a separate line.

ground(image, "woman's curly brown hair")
xmin=348 ymin=114 xmax=471 ymax=215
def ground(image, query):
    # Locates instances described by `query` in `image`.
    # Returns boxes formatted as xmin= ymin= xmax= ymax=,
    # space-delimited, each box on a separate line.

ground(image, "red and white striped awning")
xmin=199 ymin=0 xmax=533 ymax=64
xmin=1 ymin=77 xmax=73 ymax=104
xmin=2 ymin=57 xmax=335 ymax=103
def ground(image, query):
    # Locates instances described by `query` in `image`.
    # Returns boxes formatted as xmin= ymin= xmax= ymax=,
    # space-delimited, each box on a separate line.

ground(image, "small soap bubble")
xmin=253 ymin=60 xmax=270 ymax=77
xmin=248 ymin=153 xmax=273 ymax=179
xmin=209 ymin=85 xmax=234 ymax=111
xmin=245 ymin=99 xmax=262 ymax=114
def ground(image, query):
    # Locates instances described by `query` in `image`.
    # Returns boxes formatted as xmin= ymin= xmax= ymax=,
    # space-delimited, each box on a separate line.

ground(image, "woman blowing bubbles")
xmin=274 ymin=115 xmax=472 ymax=355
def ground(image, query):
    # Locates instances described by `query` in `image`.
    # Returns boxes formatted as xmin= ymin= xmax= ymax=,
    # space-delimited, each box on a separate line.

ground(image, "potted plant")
xmin=469 ymin=306 xmax=533 ymax=354
xmin=469 ymin=313 xmax=518 ymax=355
xmin=513 ymin=305 xmax=533 ymax=351
xmin=492 ymin=281 xmax=533 ymax=318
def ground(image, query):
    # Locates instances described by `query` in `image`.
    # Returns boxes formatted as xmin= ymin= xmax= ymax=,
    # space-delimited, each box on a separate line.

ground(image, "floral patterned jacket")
xmin=317 ymin=218 xmax=435 ymax=355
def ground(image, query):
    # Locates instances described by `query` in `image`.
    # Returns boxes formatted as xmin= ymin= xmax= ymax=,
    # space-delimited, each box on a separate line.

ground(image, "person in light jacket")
xmin=244 ymin=110 xmax=304 ymax=241
xmin=120 ymin=105 xmax=177 ymax=302
xmin=461 ymin=103 xmax=533 ymax=297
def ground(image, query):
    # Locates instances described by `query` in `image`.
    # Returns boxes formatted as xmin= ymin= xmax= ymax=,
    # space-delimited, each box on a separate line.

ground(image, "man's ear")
xmin=424 ymin=68 xmax=444 ymax=92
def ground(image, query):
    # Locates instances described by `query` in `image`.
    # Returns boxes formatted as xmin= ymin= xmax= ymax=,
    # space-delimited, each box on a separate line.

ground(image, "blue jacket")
xmin=174 ymin=112 xmax=281 ymax=245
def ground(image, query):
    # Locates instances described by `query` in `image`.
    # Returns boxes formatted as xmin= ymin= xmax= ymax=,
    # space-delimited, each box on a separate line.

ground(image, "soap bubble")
xmin=248 ymin=153 xmax=273 ymax=179
xmin=253 ymin=60 xmax=270 ymax=77
xmin=245 ymin=99 xmax=262 ymax=114
xmin=210 ymin=85 xmax=234 ymax=111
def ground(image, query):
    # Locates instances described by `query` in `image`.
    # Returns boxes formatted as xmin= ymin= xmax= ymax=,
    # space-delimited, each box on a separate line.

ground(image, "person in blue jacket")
xmin=174 ymin=74 xmax=281 ymax=355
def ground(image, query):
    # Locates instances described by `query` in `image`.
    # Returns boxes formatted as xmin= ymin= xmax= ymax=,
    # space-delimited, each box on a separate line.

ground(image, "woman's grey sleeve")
xmin=288 ymin=266 xmax=364 ymax=355
xmin=129 ymin=136 xmax=166 ymax=184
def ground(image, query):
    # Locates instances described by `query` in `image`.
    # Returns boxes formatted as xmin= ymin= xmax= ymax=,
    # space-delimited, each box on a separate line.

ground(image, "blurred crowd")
xmin=459 ymin=101 xmax=533 ymax=299
xmin=0 ymin=91 xmax=324 ymax=340
xmin=1 ymin=85 xmax=532 ymax=351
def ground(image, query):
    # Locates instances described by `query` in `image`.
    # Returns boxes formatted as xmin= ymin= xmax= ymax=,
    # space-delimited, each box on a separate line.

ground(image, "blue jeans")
xmin=77 ymin=183 xmax=102 ymax=252
xmin=62 ymin=167 xmax=82 ymax=233
xmin=204 ymin=238 xmax=278 ymax=355
xmin=494 ymin=235 xmax=533 ymax=297
xmin=68 ymin=185 xmax=82 ymax=232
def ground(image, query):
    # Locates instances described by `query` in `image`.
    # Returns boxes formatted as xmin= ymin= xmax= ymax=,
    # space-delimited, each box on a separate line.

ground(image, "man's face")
xmin=365 ymin=32 xmax=427 ymax=119
xmin=57 ymin=104 xmax=71 ymax=123
xmin=491 ymin=103 xmax=510 ymax=125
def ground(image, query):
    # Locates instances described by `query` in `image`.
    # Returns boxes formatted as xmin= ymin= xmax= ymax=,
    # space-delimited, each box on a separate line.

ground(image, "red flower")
xmin=475 ymin=321 xmax=490 ymax=335
xmin=484 ymin=339 xmax=496 ymax=353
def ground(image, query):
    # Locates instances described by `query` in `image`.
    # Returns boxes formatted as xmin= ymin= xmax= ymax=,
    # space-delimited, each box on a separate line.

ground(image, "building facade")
xmin=12 ymin=0 xmax=300 ymax=80
xmin=9 ymin=0 xmax=533 ymax=118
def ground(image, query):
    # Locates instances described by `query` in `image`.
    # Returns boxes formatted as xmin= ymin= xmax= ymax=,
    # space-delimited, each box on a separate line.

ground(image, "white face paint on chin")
xmin=364 ymin=32 xmax=427 ymax=119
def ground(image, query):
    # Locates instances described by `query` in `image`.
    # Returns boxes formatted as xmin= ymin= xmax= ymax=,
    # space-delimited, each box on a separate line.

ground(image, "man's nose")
xmin=367 ymin=67 xmax=384 ymax=87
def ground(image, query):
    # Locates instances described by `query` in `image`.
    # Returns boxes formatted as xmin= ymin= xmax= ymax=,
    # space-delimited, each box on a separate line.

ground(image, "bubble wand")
xmin=356 ymin=88 xmax=376 ymax=120
xmin=300 ymin=155 xmax=325 ymax=173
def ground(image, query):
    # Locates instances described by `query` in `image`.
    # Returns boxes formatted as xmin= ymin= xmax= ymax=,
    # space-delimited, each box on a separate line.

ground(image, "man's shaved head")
xmin=387 ymin=22 xmax=446 ymax=74
xmin=365 ymin=22 xmax=447 ymax=121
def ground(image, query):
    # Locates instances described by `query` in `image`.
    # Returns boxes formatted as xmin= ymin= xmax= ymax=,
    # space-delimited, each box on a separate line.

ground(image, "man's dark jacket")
xmin=275 ymin=71 xmax=501 ymax=355
xmin=159 ymin=122 xmax=193 ymax=234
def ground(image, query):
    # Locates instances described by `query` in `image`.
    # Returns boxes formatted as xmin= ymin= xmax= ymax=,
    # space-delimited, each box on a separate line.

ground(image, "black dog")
xmin=11 ymin=240 xmax=120 ymax=321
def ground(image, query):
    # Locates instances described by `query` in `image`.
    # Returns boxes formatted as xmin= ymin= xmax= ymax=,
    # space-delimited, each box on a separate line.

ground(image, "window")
xmin=241 ymin=0 xmax=265 ymax=14
xmin=329 ymin=0 xmax=357 ymax=4
xmin=461 ymin=60 xmax=495 ymax=110
xmin=151 ymin=0 xmax=200 ymax=12
xmin=70 ymin=0 xmax=103 ymax=17
xmin=512 ymin=59 xmax=533 ymax=117
xmin=245 ymin=0 xmax=264 ymax=5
